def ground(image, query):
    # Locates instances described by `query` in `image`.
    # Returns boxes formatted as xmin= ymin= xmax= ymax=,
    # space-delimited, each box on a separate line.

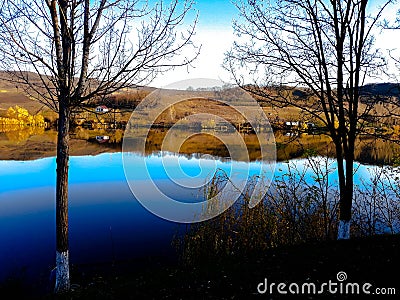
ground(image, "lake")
xmin=1 ymin=126 xmax=398 ymax=294
xmin=0 ymin=154 xmax=171 ymax=286
xmin=0 ymin=147 xmax=385 ymax=288
xmin=0 ymin=150 xmax=272 ymax=287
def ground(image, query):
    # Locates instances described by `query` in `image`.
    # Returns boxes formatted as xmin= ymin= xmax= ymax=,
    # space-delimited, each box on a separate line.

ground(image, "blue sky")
xmin=195 ymin=0 xmax=237 ymax=28
xmin=151 ymin=0 xmax=238 ymax=87
xmin=151 ymin=0 xmax=400 ymax=88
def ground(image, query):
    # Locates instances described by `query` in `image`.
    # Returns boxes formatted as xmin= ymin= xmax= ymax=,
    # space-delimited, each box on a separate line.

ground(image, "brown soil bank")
xmin=5 ymin=234 xmax=398 ymax=299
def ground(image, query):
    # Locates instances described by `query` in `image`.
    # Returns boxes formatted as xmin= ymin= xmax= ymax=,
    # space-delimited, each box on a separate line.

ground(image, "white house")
xmin=95 ymin=105 xmax=110 ymax=113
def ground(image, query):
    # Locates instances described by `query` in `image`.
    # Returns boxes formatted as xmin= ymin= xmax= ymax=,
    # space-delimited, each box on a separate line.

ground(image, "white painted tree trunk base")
xmin=337 ymin=220 xmax=351 ymax=240
xmin=55 ymin=250 xmax=70 ymax=293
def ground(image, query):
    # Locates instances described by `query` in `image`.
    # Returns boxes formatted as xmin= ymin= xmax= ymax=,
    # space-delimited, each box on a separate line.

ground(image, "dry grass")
xmin=174 ymin=154 xmax=400 ymax=266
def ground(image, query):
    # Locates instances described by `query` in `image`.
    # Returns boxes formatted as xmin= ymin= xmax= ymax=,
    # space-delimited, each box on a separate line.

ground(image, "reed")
xmin=174 ymin=152 xmax=400 ymax=265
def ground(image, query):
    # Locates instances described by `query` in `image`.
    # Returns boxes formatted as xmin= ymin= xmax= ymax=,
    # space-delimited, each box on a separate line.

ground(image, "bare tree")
xmin=0 ymin=0 xmax=198 ymax=293
xmin=225 ymin=0 xmax=398 ymax=240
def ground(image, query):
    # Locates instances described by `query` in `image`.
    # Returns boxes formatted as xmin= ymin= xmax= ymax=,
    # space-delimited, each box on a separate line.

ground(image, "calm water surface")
xmin=0 ymin=152 xmax=269 ymax=283
xmin=0 ymin=151 xmax=381 ymax=288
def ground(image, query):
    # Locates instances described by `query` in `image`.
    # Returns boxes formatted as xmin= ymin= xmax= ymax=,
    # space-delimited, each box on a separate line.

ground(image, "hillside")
xmin=1 ymin=70 xmax=398 ymax=108
xmin=0 ymin=71 xmax=155 ymax=114
xmin=0 ymin=72 xmax=44 ymax=113
xmin=359 ymin=83 xmax=400 ymax=98
xmin=0 ymin=72 xmax=399 ymax=131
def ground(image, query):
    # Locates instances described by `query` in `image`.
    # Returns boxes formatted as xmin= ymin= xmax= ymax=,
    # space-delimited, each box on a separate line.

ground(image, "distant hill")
xmin=0 ymin=71 xmax=155 ymax=112
xmin=359 ymin=83 xmax=400 ymax=97
xmin=290 ymin=83 xmax=400 ymax=99
xmin=1 ymin=69 xmax=399 ymax=113
xmin=0 ymin=72 xmax=42 ymax=112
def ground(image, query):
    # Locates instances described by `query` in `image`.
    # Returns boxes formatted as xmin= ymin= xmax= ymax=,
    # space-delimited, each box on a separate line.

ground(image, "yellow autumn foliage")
xmin=0 ymin=105 xmax=45 ymax=126
xmin=334 ymin=120 xmax=339 ymax=129
xmin=393 ymin=125 xmax=400 ymax=136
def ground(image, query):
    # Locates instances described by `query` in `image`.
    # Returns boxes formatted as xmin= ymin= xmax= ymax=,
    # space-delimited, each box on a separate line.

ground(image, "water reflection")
xmin=0 ymin=125 xmax=398 ymax=293
xmin=0 ymin=150 xmax=388 ymax=285
xmin=0 ymin=127 xmax=399 ymax=164
xmin=0 ymin=151 xmax=268 ymax=286
xmin=0 ymin=125 xmax=45 ymax=142
xmin=0 ymin=154 xmax=178 ymax=285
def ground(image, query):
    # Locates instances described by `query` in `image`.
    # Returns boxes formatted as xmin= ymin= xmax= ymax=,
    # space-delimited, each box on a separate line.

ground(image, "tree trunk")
xmin=54 ymin=103 xmax=71 ymax=293
xmin=337 ymin=181 xmax=353 ymax=240
xmin=334 ymin=139 xmax=351 ymax=240
xmin=337 ymin=146 xmax=354 ymax=240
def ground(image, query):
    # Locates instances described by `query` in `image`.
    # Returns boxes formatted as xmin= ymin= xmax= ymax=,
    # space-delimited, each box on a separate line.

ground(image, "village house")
xmin=95 ymin=105 xmax=110 ymax=113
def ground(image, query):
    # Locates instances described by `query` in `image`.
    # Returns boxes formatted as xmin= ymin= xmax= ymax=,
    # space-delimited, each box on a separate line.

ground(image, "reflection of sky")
xmin=0 ymin=152 xmax=379 ymax=195
xmin=0 ymin=152 xmax=270 ymax=211
xmin=0 ymin=158 xmax=56 ymax=192
xmin=0 ymin=183 xmax=173 ymax=284
xmin=0 ymin=151 xmax=271 ymax=284
xmin=0 ymin=152 xmax=381 ymax=286
xmin=273 ymin=158 xmax=378 ymax=187
xmin=130 ymin=152 xmax=265 ymax=180
xmin=0 ymin=154 xmax=124 ymax=193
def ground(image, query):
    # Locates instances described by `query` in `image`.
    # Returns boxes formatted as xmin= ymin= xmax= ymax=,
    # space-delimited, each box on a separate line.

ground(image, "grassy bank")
xmin=3 ymin=234 xmax=397 ymax=299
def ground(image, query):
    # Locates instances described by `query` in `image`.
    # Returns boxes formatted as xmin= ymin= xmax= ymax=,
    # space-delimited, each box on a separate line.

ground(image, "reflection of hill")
xmin=123 ymin=128 xmax=273 ymax=161
xmin=275 ymin=132 xmax=400 ymax=165
xmin=0 ymin=128 xmax=121 ymax=160
xmin=0 ymin=127 xmax=399 ymax=164
xmin=145 ymin=129 xmax=230 ymax=158
xmin=0 ymin=126 xmax=45 ymax=142
xmin=121 ymin=128 xmax=400 ymax=164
